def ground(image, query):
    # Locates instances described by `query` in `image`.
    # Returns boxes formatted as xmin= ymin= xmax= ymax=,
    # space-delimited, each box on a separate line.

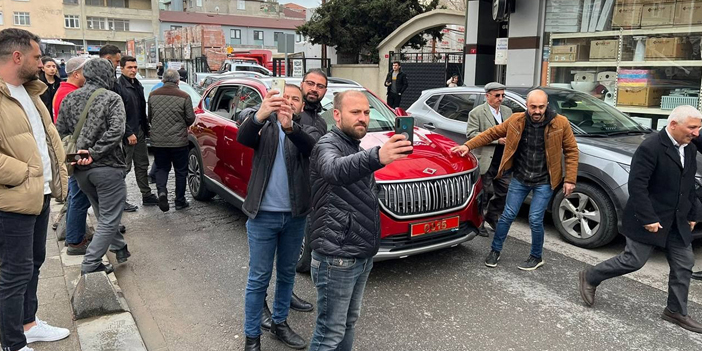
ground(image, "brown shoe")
xmin=662 ymin=308 xmax=702 ymax=333
xmin=578 ymin=270 xmax=596 ymax=307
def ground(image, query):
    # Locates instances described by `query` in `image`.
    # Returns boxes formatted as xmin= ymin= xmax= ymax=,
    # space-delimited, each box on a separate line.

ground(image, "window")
xmin=230 ymin=29 xmax=241 ymax=45
xmin=211 ymin=86 xmax=239 ymax=118
xmin=170 ymin=25 xmax=182 ymax=30
xmin=107 ymin=0 xmax=125 ymax=6
xmin=253 ymin=31 xmax=264 ymax=46
xmin=64 ymin=0 xmax=79 ymax=4
xmin=424 ymin=95 xmax=441 ymax=110
xmin=0 ymin=12 xmax=3 ymax=26
xmin=64 ymin=15 xmax=80 ymax=29
xmin=86 ymin=0 xmax=104 ymax=5
xmin=434 ymin=94 xmax=478 ymax=122
xmin=238 ymin=0 xmax=246 ymax=10
xmin=86 ymin=17 xmax=107 ymax=30
xmin=273 ymin=32 xmax=283 ymax=46
xmin=109 ymin=19 xmax=129 ymax=31
xmin=295 ymin=33 xmax=303 ymax=43
xmin=196 ymin=0 xmax=202 ymax=6
xmin=13 ymin=12 xmax=30 ymax=26
xmin=204 ymin=87 xmax=217 ymax=111
xmin=502 ymin=98 xmax=525 ymax=114
xmin=234 ymin=86 xmax=262 ymax=123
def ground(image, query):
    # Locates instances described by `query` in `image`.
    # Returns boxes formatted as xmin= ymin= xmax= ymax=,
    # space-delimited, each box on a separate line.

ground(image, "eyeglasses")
xmin=303 ymin=80 xmax=327 ymax=90
xmin=491 ymin=93 xmax=505 ymax=98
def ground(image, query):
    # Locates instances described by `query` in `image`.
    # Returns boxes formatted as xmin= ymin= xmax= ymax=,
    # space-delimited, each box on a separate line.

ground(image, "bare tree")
xmin=441 ymin=0 xmax=466 ymax=12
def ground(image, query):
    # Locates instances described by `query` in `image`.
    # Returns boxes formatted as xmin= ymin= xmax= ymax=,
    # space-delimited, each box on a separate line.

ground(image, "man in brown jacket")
xmin=451 ymin=89 xmax=579 ymax=271
xmin=0 ymin=28 xmax=69 ymax=351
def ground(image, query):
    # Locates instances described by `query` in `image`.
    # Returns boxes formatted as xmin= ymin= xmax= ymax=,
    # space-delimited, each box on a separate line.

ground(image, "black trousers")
xmin=387 ymin=92 xmax=402 ymax=109
xmin=586 ymin=225 xmax=694 ymax=315
xmin=153 ymin=146 xmax=189 ymax=203
xmin=481 ymin=163 xmax=510 ymax=227
xmin=0 ymin=195 xmax=50 ymax=351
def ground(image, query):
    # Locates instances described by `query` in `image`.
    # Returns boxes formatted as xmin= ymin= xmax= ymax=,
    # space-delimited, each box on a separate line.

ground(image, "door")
xmin=200 ymin=84 xmax=240 ymax=187
xmin=220 ymin=85 xmax=263 ymax=197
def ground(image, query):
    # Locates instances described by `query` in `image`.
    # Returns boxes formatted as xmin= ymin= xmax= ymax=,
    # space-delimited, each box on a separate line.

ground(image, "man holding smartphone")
xmin=237 ymin=83 xmax=325 ymax=351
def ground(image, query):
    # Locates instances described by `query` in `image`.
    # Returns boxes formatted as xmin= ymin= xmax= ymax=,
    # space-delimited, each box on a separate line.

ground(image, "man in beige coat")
xmin=0 ymin=29 xmax=69 ymax=351
xmin=466 ymin=82 xmax=512 ymax=237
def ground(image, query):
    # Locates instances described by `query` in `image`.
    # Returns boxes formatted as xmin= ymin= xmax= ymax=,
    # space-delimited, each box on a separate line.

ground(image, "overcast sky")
xmin=285 ymin=0 xmax=322 ymax=8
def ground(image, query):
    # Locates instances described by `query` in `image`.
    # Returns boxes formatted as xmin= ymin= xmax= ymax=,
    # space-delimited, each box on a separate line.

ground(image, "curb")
xmin=51 ymin=200 xmax=147 ymax=351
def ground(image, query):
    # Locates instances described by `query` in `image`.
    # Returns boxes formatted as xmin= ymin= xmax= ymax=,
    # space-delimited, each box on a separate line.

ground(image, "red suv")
xmin=186 ymin=77 xmax=484 ymax=271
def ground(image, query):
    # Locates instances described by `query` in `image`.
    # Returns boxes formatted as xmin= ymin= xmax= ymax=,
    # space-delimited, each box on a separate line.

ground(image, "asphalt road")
xmin=116 ymin=174 xmax=702 ymax=351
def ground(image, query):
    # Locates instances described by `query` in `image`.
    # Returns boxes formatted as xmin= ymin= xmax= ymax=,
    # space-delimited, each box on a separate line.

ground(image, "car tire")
xmin=187 ymin=148 xmax=216 ymax=201
xmin=296 ymin=220 xmax=312 ymax=274
xmin=551 ymin=182 xmax=618 ymax=249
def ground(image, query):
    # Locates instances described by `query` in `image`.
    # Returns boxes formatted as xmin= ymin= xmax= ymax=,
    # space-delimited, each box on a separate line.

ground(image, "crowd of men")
xmin=2 ymin=26 xmax=702 ymax=351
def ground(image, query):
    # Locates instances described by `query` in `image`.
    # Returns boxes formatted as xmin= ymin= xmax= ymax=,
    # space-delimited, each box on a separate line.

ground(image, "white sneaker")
xmin=24 ymin=318 xmax=70 ymax=343
xmin=19 ymin=346 xmax=35 ymax=351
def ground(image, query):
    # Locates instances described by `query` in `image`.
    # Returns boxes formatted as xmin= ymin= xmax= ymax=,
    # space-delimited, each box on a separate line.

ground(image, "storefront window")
xmin=543 ymin=0 xmax=702 ymax=128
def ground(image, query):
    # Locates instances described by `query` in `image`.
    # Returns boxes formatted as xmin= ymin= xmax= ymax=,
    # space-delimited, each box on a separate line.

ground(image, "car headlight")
xmin=618 ymin=163 xmax=630 ymax=173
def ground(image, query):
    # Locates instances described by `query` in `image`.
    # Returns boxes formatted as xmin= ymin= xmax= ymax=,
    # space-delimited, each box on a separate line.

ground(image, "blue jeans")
xmin=65 ymin=176 xmax=91 ymax=244
xmin=244 ymin=211 xmax=306 ymax=338
xmin=308 ymin=251 xmax=373 ymax=351
xmin=491 ymin=178 xmax=554 ymax=258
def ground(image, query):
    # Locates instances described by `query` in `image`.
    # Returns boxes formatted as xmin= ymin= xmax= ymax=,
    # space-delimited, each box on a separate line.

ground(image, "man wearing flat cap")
xmin=466 ymin=82 xmax=512 ymax=237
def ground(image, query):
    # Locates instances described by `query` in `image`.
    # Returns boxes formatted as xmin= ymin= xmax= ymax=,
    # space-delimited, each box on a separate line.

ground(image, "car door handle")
xmin=423 ymin=123 xmax=436 ymax=130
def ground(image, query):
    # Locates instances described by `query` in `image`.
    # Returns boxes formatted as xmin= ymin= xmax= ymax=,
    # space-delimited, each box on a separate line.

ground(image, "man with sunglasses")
xmin=466 ymin=82 xmax=513 ymax=237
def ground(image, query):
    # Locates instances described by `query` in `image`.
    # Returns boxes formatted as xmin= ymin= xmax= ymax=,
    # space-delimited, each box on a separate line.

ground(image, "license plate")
xmin=410 ymin=216 xmax=460 ymax=237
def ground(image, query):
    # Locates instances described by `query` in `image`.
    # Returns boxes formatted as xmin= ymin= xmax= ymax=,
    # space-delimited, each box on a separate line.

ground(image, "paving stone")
xmin=77 ymin=313 xmax=146 ymax=351
xmin=37 ymin=276 xmax=69 ymax=307
xmin=39 ymin=256 xmax=64 ymax=279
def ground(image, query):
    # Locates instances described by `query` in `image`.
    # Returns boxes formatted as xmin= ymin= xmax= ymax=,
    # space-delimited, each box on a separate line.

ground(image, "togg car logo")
xmin=423 ymin=168 xmax=437 ymax=175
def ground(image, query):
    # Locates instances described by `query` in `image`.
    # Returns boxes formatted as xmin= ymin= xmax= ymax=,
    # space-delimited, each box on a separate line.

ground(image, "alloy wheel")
xmin=558 ymin=192 xmax=601 ymax=239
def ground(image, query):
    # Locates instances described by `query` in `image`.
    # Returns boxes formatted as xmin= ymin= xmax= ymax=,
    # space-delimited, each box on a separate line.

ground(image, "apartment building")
xmin=0 ymin=0 xmax=66 ymax=39
xmin=62 ymin=0 xmax=159 ymax=54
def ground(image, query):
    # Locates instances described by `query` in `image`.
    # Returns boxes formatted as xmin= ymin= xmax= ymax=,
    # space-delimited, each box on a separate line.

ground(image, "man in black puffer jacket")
xmin=308 ymin=90 xmax=412 ymax=351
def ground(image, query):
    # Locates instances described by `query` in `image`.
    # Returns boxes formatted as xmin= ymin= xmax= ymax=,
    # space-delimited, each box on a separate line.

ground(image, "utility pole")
xmin=320 ymin=0 xmax=327 ymax=69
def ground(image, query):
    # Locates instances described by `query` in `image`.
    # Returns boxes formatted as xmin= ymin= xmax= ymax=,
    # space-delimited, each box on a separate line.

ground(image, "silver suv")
xmin=407 ymin=86 xmax=702 ymax=248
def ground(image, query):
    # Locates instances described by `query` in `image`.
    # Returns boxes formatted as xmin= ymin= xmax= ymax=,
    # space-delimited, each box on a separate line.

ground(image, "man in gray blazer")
xmin=466 ymin=82 xmax=513 ymax=237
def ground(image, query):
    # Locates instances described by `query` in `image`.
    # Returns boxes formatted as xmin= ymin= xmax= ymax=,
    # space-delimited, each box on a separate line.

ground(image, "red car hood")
xmin=360 ymin=127 xmax=478 ymax=182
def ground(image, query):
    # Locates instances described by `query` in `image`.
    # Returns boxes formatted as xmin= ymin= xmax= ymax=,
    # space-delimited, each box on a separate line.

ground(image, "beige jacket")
xmin=0 ymin=78 xmax=68 ymax=215
xmin=465 ymin=102 xmax=512 ymax=175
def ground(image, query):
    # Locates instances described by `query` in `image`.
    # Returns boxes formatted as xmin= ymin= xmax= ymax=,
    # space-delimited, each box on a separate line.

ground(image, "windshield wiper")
xmin=605 ymin=130 xmax=650 ymax=136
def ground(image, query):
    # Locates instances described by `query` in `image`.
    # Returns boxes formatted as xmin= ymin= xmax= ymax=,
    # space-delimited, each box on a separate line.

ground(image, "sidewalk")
xmin=29 ymin=200 xmax=147 ymax=351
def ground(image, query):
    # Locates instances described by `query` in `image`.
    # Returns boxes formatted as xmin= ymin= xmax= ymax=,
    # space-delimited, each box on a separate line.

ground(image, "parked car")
xmin=195 ymin=60 xmax=272 ymax=88
xmin=141 ymin=79 xmax=201 ymax=108
xmin=407 ymin=86 xmax=702 ymax=248
xmin=195 ymin=71 xmax=268 ymax=95
xmin=187 ymin=77 xmax=484 ymax=271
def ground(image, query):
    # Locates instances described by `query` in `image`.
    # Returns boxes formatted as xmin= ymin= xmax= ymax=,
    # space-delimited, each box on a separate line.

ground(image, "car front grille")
xmin=377 ymin=170 xmax=476 ymax=219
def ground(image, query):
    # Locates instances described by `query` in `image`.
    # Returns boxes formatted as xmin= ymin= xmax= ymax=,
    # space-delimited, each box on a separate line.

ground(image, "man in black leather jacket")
xmin=237 ymin=84 xmax=325 ymax=351
xmin=307 ymin=90 xmax=412 ymax=351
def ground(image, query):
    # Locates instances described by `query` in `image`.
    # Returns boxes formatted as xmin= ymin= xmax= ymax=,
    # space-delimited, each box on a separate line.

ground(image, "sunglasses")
xmin=491 ymin=93 xmax=505 ymax=98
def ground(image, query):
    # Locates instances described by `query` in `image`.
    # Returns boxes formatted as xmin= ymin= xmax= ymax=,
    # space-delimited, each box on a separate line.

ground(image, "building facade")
xmin=0 ymin=0 xmax=65 ymax=39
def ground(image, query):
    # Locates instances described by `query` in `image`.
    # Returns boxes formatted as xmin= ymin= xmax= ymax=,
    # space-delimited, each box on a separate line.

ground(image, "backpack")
xmin=62 ymin=88 xmax=105 ymax=175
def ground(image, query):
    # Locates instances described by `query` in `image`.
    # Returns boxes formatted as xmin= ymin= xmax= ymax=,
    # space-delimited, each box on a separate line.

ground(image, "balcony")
xmin=85 ymin=0 xmax=152 ymax=10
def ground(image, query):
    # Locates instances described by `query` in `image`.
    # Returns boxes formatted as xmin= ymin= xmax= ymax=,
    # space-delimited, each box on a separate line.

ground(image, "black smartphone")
xmin=394 ymin=116 xmax=414 ymax=155
xmin=66 ymin=153 xmax=89 ymax=163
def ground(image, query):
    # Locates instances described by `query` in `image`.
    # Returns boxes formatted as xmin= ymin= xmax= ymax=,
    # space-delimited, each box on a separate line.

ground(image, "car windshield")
xmin=544 ymin=90 xmax=650 ymax=135
xmin=318 ymin=88 xmax=396 ymax=132
xmin=142 ymin=81 xmax=201 ymax=108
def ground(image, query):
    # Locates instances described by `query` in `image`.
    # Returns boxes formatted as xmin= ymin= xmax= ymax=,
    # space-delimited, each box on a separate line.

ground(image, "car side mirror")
xmin=394 ymin=107 xmax=408 ymax=116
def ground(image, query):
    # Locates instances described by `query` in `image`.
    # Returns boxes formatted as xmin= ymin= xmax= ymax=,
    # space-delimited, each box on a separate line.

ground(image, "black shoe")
xmin=81 ymin=263 xmax=114 ymax=275
xmin=518 ymin=255 xmax=545 ymax=271
xmin=270 ymin=320 xmax=307 ymax=349
xmin=142 ymin=194 xmax=159 ymax=206
xmin=477 ymin=223 xmax=492 ymax=237
xmin=175 ymin=200 xmax=190 ymax=211
xmin=119 ymin=224 xmax=126 ymax=234
xmin=124 ymin=201 xmax=138 ymax=212
xmin=692 ymin=271 xmax=702 ymax=281
xmin=244 ymin=336 xmax=261 ymax=351
xmin=484 ymin=250 xmax=500 ymax=268
xmin=158 ymin=192 xmax=169 ymax=212
xmin=290 ymin=292 xmax=313 ymax=312
xmin=67 ymin=239 xmax=89 ymax=256
xmin=261 ymin=300 xmax=272 ymax=331
xmin=109 ymin=244 xmax=131 ymax=264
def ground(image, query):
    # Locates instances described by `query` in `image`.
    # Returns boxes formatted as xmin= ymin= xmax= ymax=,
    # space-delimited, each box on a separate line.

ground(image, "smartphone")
xmin=66 ymin=153 xmax=89 ymax=163
xmin=394 ymin=117 xmax=414 ymax=155
xmin=270 ymin=78 xmax=286 ymax=97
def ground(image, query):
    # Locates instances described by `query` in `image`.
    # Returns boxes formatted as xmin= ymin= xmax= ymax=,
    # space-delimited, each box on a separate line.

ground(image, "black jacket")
xmin=117 ymin=75 xmax=148 ymax=140
xmin=38 ymin=72 xmax=61 ymax=120
xmin=237 ymin=107 xmax=326 ymax=219
xmin=622 ymin=131 xmax=699 ymax=247
xmin=385 ymin=70 xmax=408 ymax=95
xmin=309 ymin=127 xmax=385 ymax=259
